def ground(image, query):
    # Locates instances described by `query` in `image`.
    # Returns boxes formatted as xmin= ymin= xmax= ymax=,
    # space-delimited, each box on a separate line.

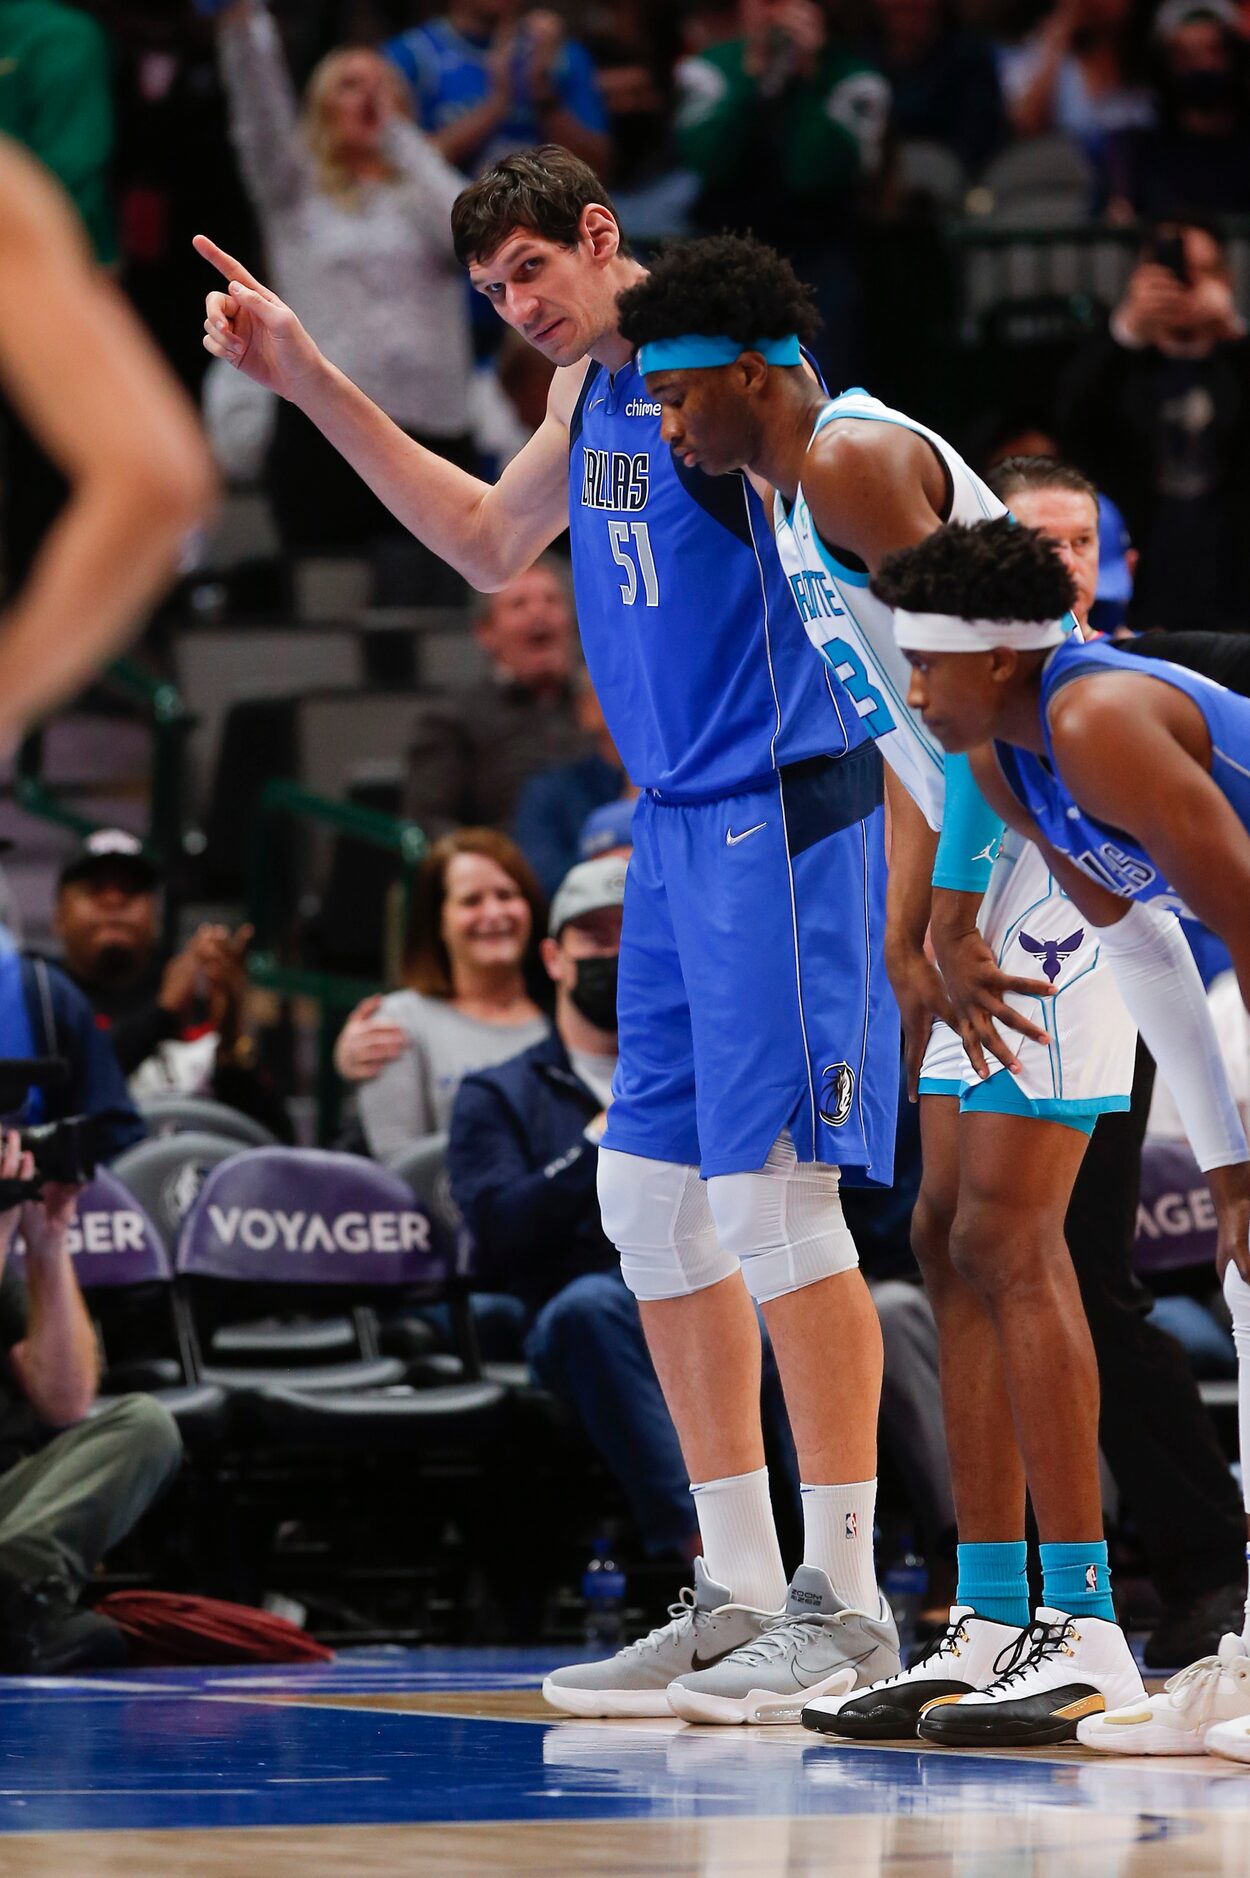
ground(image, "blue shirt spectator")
xmin=386 ymin=3 xmax=610 ymax=178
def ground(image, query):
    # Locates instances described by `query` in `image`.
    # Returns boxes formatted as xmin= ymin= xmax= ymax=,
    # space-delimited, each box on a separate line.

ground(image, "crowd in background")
xmin=0 ymin=0 xmax=1249 ymax=1650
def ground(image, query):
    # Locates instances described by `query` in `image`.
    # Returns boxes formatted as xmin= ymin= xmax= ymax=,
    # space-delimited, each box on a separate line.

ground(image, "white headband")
xmin=892 ymin=609 xmax=1069 ymax=653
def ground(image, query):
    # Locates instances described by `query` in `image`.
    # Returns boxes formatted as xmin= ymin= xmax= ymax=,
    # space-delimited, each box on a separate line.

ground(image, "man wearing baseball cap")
xmin=450 ymin=857 xmax=792 ymax=1578
xmin=52 ymin=831 xmax=284 ymax=1136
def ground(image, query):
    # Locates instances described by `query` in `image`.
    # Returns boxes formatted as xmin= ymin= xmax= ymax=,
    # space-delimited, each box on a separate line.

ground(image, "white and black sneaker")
xmin=918 ymin=1606 xmax=1146 ymax=1748
xmin=802 ymin=1605 xmax=1023 ymax=1741
xmin=541 ymin=1557 xmax=776 ymax=1718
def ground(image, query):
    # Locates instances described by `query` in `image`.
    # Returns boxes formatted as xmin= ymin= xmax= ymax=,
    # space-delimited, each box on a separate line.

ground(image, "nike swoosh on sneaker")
xmin=689 ymin=1640 xmax=748 ymax=1672
xmin=792 ymin=1645 xmax=879 ymax=1685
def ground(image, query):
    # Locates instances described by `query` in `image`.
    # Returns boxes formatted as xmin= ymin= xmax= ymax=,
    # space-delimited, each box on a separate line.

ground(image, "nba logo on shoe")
xmin=846 ymin=1512 xmax=858 ymax=1539
xmin=1085 ymin=1564 xmax=1098 ymax=1592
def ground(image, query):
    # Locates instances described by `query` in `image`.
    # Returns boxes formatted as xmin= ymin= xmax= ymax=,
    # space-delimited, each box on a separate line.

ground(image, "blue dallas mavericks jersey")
xmin=998 ymin=635 xmax=1250 ymax=911
xmin=568 ymin=358 xmax=869 ymax=797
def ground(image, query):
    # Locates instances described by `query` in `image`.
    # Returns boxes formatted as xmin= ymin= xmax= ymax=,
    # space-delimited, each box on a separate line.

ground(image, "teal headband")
xmin=635 ymin=333 xmax=803 ymax=375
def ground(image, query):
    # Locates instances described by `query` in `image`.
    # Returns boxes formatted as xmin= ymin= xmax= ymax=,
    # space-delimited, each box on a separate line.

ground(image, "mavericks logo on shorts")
xmin=819 ymin=1061 xmax=855 ymax=1128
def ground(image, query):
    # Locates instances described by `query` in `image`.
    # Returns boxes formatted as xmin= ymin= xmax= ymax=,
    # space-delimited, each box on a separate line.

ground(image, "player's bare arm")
xmin=1048 ymin=678 xmax=1250 ymax=1013
xmin=0 ymin=142 xmax=215 ymax=742
xmin=882 ymin=769 xmax=954 ymax=1100
xmin=195 ymin=234 xmax=575 ymax=589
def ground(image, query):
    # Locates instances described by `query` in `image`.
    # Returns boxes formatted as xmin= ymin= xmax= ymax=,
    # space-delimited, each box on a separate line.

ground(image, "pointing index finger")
xmin=192 ymin=234 xmax=267 ymax=298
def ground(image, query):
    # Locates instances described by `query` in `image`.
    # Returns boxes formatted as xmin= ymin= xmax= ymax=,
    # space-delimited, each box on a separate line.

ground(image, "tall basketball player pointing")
xmin=195 ymin=149 xmax=937 ymax=1722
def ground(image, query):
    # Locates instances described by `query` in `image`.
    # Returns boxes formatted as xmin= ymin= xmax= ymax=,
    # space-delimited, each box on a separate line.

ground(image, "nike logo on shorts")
xmin=726 ymin=822 xmax=767 ymax=847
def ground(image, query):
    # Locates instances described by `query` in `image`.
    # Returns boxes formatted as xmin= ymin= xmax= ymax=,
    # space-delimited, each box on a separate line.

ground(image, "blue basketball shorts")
xmin=602 ymin=744 xmax=899 ymax=1182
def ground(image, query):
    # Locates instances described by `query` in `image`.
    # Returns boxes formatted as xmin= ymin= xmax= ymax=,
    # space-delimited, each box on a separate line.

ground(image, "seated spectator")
xmin=450 ymin=856 xmax=791 ymax=1562
xmin=51 ymin=831 xmax=283 ymax=1140
xmin=0 ymin=1131 xmax=181 ymax=1671
xmin=385 ymin=0 xmax=611 ymax=178
xmin=403 ymin=561 xmax=592 ymax=835
xmin=1105 ymin=0 xmax=1250 ymax=217
xmin=345 ymin=830 xmax=550 ymax=1164
xmin=0 ymin=881 xmax=143 ymax=1165
xmin=1057 ymin=214 xmax=1250 ymax=632
xmin=996 ymin=0 xmax=1154 ymax=163
xmin=213 ymin=0 xmax=475 ymax=561
xmin=871 ymin=0 xmax=1008 ymax=177
xmin=511 ymin=672 xmax=635 ymax=897
xmin=578 ymin=794 xmax=637 ymax=865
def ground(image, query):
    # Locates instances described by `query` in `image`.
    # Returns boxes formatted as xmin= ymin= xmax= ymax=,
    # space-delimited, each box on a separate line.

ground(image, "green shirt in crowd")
xmin=0 ymin=0 xmax=116 ymax=263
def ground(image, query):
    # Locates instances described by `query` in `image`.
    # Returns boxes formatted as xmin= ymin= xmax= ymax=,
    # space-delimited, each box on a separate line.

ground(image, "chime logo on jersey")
xmin=819 ymin=1061 xmax=855 ymax=1128
xmin=1018 ymin=928 xmax=1084 ymax=983
xmin=581 ymin=449 xmax=649 ymax=512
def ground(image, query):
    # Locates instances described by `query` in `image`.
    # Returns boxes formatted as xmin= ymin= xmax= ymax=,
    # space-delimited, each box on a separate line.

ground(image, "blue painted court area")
xmin=1 ymin=1647 xmax=1249 ymax=1870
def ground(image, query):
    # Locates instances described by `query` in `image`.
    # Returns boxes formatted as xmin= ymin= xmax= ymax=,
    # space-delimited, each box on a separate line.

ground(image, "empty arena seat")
xmin=18 ymin=1169 xmax=231 ymax=1447
xmin=977 ymin=135 xmax=1095 ymax=226
xmin=140 ymin=1097 xmax=278 ymax=1147
xmin=175 ymin=1147 xmax=508 ymax=1447
xmin=113 ymin=1132 xmax=358 ymax=1370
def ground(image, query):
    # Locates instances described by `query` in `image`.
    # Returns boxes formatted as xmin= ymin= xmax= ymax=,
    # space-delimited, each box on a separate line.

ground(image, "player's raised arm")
xmin=195 ymin=233 xmax=573 ymax=590
xmin=0 ymin=142 xmax=216 ymax=743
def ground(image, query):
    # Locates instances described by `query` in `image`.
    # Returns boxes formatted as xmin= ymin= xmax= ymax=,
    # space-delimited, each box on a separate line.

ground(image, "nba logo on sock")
xmin=846 ymin=1512 xmax=857 ymax=1539
xmin=1085 ymin=1564 xmax=1098 ymax=1592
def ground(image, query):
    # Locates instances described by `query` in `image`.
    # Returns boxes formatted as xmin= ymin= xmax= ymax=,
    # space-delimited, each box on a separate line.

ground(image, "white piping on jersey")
xmin=745 ymin=488 xmax=819 ymax=1154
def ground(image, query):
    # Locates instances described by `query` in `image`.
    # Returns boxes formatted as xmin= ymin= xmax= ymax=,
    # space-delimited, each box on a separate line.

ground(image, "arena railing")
xmin=14 ymin=655 xmax=195 ymax=953
xmin=247 ymin=778 xmax=427 ymax=1142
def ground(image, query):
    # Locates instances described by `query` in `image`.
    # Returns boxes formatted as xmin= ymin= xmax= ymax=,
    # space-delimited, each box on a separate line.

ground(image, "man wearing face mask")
xmin=450 ymin=855 xmax=792 ymax=1565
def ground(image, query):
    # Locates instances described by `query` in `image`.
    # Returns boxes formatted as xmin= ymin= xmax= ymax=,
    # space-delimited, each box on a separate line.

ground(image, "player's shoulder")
xmin=546 ymin=359 xmax=597 ymax=433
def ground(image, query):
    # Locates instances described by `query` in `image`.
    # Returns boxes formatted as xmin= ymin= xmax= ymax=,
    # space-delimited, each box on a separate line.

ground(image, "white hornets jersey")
xmin=773 ymin=389 xmax=1007 ymax=832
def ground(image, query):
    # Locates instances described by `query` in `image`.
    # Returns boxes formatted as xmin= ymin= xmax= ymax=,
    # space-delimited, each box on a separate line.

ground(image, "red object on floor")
xmin=95 ymin=1591 xmax=334 ymax=1665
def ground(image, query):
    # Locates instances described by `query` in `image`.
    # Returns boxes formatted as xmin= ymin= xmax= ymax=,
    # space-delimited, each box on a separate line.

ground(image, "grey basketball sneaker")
xmin=541 ymin=1557 xmax=777 ymax=1718
xmin=667 ymin=1565 xmax=901 ymax=1725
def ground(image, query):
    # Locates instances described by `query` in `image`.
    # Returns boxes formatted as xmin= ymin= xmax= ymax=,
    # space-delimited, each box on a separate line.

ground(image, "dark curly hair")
xmin=871 ymin=517 xmax=1077 ymax=623
xmin=616 ymin=233 xmax=820 ymax=353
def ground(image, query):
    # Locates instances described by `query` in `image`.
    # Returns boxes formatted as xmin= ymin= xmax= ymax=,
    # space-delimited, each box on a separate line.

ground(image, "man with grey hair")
xmin=403 ymin=558 xmax=593 ymax=834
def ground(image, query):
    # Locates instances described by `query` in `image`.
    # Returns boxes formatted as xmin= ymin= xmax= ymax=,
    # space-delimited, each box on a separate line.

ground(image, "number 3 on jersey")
xmin=823 ymin=635 xmax=894 ymax=739
xmin=607 ymin=520 xmax=659 ymax=607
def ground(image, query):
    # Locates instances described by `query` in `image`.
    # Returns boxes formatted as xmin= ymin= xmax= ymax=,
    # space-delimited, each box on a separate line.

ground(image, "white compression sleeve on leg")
xmin=1223 ymin=1265 xmax=1250 ymax=1643
xmin=1094 ymin=902 xmax=1248 ymax=1171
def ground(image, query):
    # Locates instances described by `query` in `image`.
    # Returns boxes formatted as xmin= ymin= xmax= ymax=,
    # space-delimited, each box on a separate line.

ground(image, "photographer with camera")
xmin=0 ymin=1129 xmax=181 ymax=1672
xmin=1058 ymin=212 xmax=1250 ymax=632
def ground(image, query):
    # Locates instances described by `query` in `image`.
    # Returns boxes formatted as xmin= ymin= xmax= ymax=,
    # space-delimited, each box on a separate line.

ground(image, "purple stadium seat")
xmin=1133 ymin=1138 xmax=1217 ymax=1275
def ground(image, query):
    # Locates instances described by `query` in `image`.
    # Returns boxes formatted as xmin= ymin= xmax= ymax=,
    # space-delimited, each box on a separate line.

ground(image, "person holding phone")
xmin=1058 ymin=213 xmax=1250 ymax=633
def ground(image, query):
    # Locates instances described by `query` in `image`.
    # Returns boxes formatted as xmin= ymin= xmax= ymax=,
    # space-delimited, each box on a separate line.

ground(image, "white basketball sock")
xmin=801 ymin=1478 xmax=880 ymax=1616
xmin=1226 ymin=1266 xmax=1250 ymax=1646
xmin=689 ymin=1467 xmax=787 ymax=1612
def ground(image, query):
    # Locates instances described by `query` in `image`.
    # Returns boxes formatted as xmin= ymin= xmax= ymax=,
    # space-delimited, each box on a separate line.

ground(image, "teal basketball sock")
xmin=1039 ymin=1540 xmax=1115 ymax=1621
xmin=955 ymin=1541 xmax=1030 ymax=1628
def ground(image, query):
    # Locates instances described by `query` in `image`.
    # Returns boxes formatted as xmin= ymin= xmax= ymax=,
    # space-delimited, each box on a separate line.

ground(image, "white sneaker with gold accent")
xmin=1078 ymin=1632 xmax=1250 ymax=1755
xmin=917 ymin=1607 xmax=1146 ymax=1748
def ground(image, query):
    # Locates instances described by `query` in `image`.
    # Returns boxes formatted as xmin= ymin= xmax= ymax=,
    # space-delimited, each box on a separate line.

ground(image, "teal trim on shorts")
xmin=917 ymin=1077 xmax=962 ymax=1098
xmin=958 ymin=1073 xmax=1130 ymax=1137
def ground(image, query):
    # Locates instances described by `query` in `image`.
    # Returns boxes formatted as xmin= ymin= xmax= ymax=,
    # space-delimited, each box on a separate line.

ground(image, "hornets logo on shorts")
xmin=819 ymin=1062 xmax=855 ymax=1128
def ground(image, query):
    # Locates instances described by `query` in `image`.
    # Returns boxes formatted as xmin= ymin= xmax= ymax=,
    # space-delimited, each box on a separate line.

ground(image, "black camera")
xmin=0 ymin=1059 xmax=103 ymax=1204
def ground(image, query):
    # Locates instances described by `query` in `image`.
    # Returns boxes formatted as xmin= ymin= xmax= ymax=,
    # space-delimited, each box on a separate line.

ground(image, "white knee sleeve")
xmin=598 ymin=1147 xmax=739 ymax=1301
xmin=707 ymin=1133 xmax=860 ymax=1304
xmin=1226 ymin=1263 xmax=1250 ymax=1359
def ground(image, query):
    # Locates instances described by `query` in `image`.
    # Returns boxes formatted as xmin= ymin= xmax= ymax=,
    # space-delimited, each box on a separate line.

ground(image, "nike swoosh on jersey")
xmin=726 ymin=822 xmax=767 ymax=847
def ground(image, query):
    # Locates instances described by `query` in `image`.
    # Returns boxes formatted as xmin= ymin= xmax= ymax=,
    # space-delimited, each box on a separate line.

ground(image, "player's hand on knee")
xmin=1209 ymin=1163 xmax=1250 ymax=1284
xmin=194 ymin=235 xmax=322 ymax=398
